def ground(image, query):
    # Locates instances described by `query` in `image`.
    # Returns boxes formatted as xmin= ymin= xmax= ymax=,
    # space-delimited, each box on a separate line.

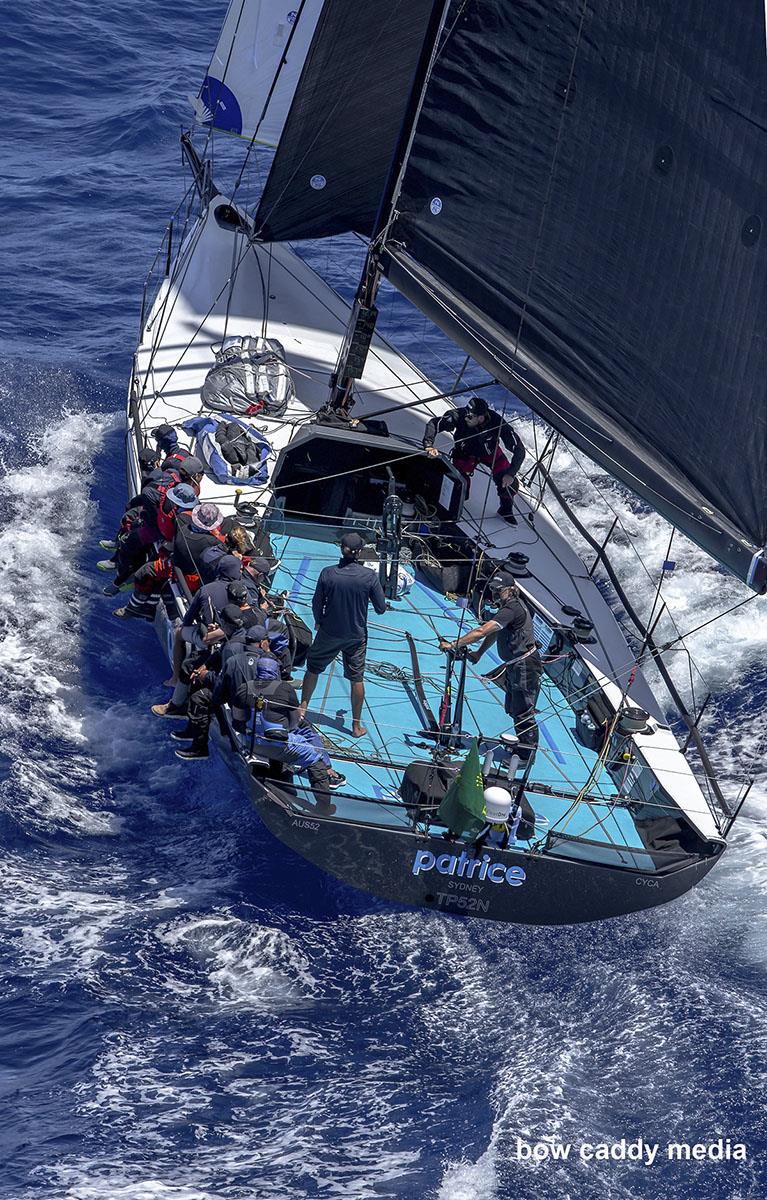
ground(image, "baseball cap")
xmin=489 ymin=571 xmax=519 ymax=598
xmin=179 ymin=455 xmax=205 ymax=478
xmin=466 ymin=395 xmax=490 ymax=417
xmin=248 ymin=556 xmax=273 ymax=577
xmin=245 ymin=624 xmax=268 ymax=643
xmin=214 ymin=554 xmax=241 ymax=581
xmin=340 ymin=531 xmax=366 ymax=554
xmin=227 ymin=581 xmax=249 ymax=605
xmin=152 ymin=422 xmax=177 ymax=444
xmin=219 ymin=603 xmax=245 ymax=632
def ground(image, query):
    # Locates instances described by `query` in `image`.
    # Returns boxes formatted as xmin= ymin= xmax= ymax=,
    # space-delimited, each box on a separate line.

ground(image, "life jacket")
xmin=247 ymin=679 xmax=291 ymax=741
xmin=134 ymin=552 xmax=201 ymax=596
xmin=161 ymin=448 xmax=187 ymax=471
xmin=117 ymin=505 xmax=144 ymax=542
xmin=154 ymin=471 xmax=202 ymax=541
xmin=139 ymin=468 xmax=179 ymax=534
xmin=155 ymin=481 xmax=181 ymax=541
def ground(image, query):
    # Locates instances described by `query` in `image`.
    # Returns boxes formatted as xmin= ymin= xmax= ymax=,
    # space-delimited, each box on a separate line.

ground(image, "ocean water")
xmin=1 ymin=4 xmax=766 ymax=1199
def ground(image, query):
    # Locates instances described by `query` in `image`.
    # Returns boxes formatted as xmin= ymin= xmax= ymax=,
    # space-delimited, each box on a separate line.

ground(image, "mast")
xmin=328 ymin=1 xmax=450 ymax=411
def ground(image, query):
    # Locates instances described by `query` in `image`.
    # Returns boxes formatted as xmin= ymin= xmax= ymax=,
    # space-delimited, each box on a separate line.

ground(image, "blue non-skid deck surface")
xmin=271 ymin=531 xmax=654 ymax=869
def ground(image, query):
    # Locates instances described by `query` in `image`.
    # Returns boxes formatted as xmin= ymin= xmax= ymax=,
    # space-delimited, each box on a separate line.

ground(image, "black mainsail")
xmin=253 ymin=0 xmax=767 ymax=588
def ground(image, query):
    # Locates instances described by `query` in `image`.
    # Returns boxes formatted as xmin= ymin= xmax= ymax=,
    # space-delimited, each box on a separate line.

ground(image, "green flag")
xmin=437 ymin=739 xmax=486 ymax=836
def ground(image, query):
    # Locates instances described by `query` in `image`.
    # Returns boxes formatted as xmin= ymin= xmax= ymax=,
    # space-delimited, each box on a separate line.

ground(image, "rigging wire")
xmin=230 ymin=0 xmax=312 ymax=199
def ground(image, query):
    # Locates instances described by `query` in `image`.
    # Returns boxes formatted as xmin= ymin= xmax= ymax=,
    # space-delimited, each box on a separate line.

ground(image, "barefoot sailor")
xmin=297 ymin=531 xmax=387 ymax=739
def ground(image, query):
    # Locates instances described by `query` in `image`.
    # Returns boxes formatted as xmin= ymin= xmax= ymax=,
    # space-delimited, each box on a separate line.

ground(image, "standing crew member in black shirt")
xmin=297 ymin=532 xmax=387 ymax=739
xmin=438 ymin=573 xmax=542 ymax=758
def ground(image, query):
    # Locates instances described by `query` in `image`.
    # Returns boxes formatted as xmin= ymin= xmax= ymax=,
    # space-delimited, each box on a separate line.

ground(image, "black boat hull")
xmin=248 ymin=779 xmax=725 ymax=926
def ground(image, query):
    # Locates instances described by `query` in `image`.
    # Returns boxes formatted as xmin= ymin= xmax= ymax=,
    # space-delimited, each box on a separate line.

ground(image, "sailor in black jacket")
xmin=173 ymin=626 xmax=273 ymax=758
xmin=423 ymin=395 xmax=525 ymax=523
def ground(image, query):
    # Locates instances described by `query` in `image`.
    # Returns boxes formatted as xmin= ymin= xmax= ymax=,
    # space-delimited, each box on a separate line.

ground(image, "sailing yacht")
xmin=124 ymin=0 xmax=764 ymax=924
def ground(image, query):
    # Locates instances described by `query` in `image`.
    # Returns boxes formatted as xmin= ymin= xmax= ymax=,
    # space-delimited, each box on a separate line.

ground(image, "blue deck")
xmin=268 ymin=530 xmax=655 ymax=871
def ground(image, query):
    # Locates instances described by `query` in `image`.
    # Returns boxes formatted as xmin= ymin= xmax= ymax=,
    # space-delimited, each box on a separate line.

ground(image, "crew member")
xmin=439 ymin=573 xmax=542 ymax=758
xmin=297 ymin=531 xmax=386 ymax=739
xmin=141 ymin=454 xmax=205 ymax=545
xmin=173 ymin=501 xmax=227 ymax=584
xmin=155 ymin=560 xmax=248 ymax=710
xmin=152 ymin=422 xmax=189 ymax=471
xmin=110 ymin=483 xmax=208 ymax=619
xmin=423 ymin=395 xmax=525 ymax=523
xmin=180 ymin=554 xmax=243 ymax=634
xmin=175 ymin=654 xmax=344 ymax=809
xmin=98 ymin=451 xmax=198 ymax=591
xmin=97 ymin=446 xmax=162 ymax=557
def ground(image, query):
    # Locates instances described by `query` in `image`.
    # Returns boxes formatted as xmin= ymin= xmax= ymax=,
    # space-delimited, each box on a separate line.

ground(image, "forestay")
xmin=193 ymin=0 xmax=323 ymax=145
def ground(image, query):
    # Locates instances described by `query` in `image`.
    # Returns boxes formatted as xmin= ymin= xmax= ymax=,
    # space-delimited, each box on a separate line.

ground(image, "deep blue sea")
xmin=1 ymin=4 xmax=766 ymax=1197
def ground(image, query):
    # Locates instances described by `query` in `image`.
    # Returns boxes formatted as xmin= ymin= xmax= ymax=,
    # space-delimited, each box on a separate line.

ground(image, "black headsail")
xmin=380 ymin=0 xmax=767 ymax=588
xmin=254 ymin=0 xmax=445 ymax=241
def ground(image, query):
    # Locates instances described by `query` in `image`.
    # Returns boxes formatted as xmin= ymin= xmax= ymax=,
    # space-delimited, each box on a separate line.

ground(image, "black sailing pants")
xmin=504 ymin=651 xmax=543 ymax=756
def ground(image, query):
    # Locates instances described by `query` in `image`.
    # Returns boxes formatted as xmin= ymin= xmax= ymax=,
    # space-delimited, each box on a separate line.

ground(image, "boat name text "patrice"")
xmin=412 ymin=850 xmax=526 ymax=886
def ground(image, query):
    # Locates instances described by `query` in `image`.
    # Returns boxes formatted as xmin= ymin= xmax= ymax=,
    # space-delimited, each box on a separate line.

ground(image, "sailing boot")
xmin=497 ymin=494 xmax=517 ymax=525
xmin=169 ymin=725 xmax=196 ymax=741
xmin=151 ymin=701 xmax=188 ymax=719
xmin=175 ymin=739 xmax=209 ymax=761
